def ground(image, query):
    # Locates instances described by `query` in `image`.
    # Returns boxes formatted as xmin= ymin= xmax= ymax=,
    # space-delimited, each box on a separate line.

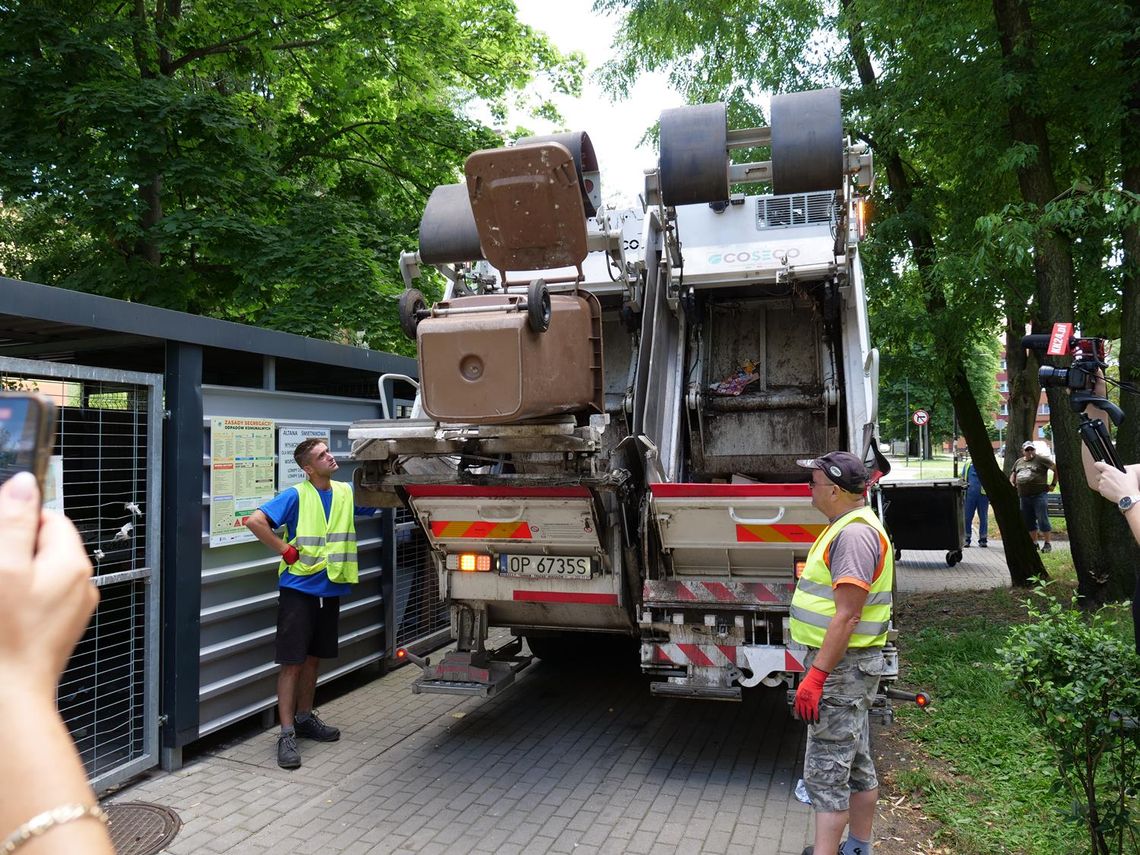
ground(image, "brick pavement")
xmin=111 ymin=550 xmax=1021 ymax=855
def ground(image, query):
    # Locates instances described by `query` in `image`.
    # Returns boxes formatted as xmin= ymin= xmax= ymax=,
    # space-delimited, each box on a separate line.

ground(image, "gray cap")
xmin=796 ymin=451 xmax=869 ymax=494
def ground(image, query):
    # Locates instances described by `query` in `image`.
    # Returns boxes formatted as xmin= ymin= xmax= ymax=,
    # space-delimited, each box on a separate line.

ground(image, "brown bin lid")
xmin=464 ymin=142 xmax=588 ymax=279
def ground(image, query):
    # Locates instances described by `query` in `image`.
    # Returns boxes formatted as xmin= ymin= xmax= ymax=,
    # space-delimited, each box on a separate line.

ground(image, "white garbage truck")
xmin=350 ymin=88 xmax=900 ymax=707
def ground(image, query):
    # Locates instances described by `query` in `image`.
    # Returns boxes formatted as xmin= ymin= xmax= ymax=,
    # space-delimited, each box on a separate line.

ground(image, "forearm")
xmin=0 ymin=690 xmax=112 ymax=854
xmin=812 ymin=612 xmax=860 ymax=673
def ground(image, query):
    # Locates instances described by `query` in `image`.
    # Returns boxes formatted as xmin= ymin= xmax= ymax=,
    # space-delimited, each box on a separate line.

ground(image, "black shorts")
xmin=275 ymin=587 xmax=341 ymax=664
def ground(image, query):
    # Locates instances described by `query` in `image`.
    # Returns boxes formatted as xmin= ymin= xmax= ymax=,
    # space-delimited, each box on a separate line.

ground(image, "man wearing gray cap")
xmin=1009 ymin=440 xmax=1057 ymax=552
xmin=791 ymin=451 xmax=893 ymax=855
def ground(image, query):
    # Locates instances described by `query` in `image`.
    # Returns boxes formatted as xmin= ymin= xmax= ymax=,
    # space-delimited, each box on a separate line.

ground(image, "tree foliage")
xmin=0 ymin=0 xmax=581 ymax=352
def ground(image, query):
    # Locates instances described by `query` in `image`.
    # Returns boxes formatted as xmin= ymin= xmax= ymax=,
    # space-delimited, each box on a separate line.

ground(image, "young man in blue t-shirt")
xmin=245 ymin=438 xmax=374 ymax=769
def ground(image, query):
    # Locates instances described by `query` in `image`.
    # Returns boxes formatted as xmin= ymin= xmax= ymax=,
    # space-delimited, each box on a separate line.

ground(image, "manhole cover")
xmin=105 ymin=802 xmax=181 ymax=855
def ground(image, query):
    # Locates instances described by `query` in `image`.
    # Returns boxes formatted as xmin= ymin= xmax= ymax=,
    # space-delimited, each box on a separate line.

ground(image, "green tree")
xmin=0 ymin=0 xmax=581 ymax=352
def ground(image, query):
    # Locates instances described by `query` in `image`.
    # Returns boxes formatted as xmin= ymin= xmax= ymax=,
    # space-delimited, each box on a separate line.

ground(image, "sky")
xmin=509 ymin=0 xmax=683 ymax=207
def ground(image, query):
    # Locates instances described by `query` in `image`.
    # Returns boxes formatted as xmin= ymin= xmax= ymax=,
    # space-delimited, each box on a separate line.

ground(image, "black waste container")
xmin=878 ymin=479 xmax=966 ymax=566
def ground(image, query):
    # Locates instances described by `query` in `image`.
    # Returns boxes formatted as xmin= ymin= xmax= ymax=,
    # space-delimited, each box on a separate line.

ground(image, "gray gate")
xmin=0 ymin=356 xmax=162 ymax=794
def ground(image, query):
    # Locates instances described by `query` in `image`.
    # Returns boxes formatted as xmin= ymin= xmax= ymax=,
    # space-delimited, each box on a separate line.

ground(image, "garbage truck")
xmin=349 ymin=88 xmax=899 ymax=707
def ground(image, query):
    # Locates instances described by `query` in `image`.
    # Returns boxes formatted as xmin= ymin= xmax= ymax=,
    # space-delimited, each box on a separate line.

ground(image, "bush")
xmin=997 ymin=588 xmax=1140 ymax=855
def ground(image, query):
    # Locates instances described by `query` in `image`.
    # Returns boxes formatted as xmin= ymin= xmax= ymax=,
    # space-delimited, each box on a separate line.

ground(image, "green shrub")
xmin=997 ymin=588 xmax=1140 ymax=855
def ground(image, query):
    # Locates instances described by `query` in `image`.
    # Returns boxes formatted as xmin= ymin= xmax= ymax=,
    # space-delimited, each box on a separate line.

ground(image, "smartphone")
xmin=0 ymin=392 xmax=58 ymax=494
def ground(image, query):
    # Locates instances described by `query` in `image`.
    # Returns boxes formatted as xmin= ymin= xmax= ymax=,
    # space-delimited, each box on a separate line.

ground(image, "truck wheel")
xmin=398 ymin=288 xmax=427 ymax=340
xmin=527 ymin=280 xmax=551 ymax=333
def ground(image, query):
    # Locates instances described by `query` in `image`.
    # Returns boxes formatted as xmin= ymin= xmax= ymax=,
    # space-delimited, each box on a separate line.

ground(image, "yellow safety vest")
xmin=789 ymin=505 xmax=893 ymax=649
xmin=278 ymin=480 xmax=359 ymax=584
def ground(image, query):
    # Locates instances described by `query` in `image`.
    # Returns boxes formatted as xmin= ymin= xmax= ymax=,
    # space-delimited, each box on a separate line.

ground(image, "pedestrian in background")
xmin=791 ymin=451 xmax=893 ymax=855
xmin=1010 ymin=441 xmax=1058 ymax=552
xmin=962 ymin=456 xmax=988 ymax=548
xmin=245 ymin=438 xmax=375 ymax=769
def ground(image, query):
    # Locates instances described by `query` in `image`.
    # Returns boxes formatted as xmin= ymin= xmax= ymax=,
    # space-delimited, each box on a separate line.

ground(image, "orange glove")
xmin=795 ymin=666 xmax=829 ymax=724
xmin=281 ymin=545 xmax=300 ymax=565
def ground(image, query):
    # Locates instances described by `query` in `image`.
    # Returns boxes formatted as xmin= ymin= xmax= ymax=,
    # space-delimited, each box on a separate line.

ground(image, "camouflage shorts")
xmin=802 ymin=647 xmax=885 ymax=813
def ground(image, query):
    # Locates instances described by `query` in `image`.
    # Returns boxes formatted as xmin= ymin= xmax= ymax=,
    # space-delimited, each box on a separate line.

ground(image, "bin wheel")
xmin=398 ymin=288 xmax=427 ymax=340
xmin=527 ymin=279 xmax=551 ymax=333
xmin=946 ymin=550 xmax=962 ymax=567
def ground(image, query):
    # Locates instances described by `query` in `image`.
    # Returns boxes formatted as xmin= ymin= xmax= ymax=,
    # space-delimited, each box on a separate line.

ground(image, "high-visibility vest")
xmin=278 ymin=480 xmax=359 ymax=584
xmin=789 ymin=505 xmax=893 ymax=649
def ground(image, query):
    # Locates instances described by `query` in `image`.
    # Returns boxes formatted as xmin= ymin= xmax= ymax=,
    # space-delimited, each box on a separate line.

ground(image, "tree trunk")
xmin=949 ymin=364 xmax=1042 ymax=584
xmin=1097 ymin=0 xmax=1140 ymax=600
xmin=992 ymin=0 xmax=1107 ymax=601
xmin=845 ymin=0 xmax=1046 ymax=584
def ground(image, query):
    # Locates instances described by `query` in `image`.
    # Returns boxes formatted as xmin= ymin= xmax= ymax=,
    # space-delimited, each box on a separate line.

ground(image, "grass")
xmin=890 ymin=553 xmax=1134 ymax=854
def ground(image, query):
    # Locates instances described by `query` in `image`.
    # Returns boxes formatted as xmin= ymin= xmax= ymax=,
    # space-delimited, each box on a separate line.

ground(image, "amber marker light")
xmin=458 ymin=553 xmax=491 ymax=572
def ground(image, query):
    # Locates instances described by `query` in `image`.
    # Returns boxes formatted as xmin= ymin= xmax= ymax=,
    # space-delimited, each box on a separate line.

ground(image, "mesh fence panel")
xmin=393 ymin=507 xmax=449 ymax=649
xmin=2 ymin=372 xmax=153 ymax=781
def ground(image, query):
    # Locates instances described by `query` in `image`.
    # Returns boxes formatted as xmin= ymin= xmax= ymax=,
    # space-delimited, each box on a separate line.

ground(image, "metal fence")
xmin=0 ymin=356 xmax=162 ymax=793
xmin=393 ymin=507 xmax=450 ymax=653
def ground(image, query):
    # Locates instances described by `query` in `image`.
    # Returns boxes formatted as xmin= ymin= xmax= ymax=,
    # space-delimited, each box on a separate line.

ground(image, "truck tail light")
xmin=455 ymin=552 xmax=491 ymax=572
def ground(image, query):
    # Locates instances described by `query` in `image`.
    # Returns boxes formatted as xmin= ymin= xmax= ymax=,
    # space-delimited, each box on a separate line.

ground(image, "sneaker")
xmin=964 ymin=541 xmax=972 ymax=548
xmin=294 ymin=710 xmax=340 ymax=742
xmin=277 ymin=732 xmax=301 ymax=769
xmin=1042 ymin=542 xmax=1052 ymax=553
xmin=979 ymin=540 xmax=988 ymax=548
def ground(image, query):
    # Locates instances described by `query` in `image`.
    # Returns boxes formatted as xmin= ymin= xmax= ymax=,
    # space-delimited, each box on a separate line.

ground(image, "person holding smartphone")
xmin=0 ymin=471 xmax=113 ymax=855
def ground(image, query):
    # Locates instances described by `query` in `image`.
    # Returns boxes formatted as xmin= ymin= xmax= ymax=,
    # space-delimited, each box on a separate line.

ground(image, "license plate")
xmin=501 ymin=554 xmax=593 ymax=577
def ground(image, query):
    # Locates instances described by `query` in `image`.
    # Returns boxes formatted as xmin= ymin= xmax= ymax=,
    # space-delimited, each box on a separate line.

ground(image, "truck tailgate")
xmin=649 ymin=483 xmax=825 ymax=575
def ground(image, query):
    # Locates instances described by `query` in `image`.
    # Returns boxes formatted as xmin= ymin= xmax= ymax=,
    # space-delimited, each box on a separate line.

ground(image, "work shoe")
xmin=277 ymin=732 xmax=301 ymax=769
xmin=979 ymin=540 xmax=988 ymax=548
xmin=1042 ymin=542 xmax=1052 ymax=553
xmin=294 ymin=709 xmax=340 ymax=742
xmin=800 ymin=846 xmax=843 ymax=855
xmin=964 ymin=541 xmax=971 ymax=548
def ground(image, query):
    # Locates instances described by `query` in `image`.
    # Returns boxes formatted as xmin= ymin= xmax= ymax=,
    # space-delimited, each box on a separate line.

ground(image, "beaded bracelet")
xmin=1 ymin=804 xmax=109 ymax=854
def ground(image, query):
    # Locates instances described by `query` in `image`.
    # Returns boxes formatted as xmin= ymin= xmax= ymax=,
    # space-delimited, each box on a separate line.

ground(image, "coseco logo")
xmin=707 ymin=247 xmax=801 ymax=265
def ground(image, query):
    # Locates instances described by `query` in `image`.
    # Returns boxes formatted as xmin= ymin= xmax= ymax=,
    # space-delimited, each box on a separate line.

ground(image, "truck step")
xmin=649 ymin=681 xmax=742 ymax=701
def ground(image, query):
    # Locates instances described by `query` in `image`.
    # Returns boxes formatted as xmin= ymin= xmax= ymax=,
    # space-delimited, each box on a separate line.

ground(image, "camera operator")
xmin=1081 ymin=370 xmax=1140 ymax=654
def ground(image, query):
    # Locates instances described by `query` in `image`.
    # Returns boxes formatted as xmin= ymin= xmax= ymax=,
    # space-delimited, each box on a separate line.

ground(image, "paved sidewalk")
xmin=110 ymin=542 xmax=1022 ymax=854
xmin=114 ymin=655 xmax=814 ymax=855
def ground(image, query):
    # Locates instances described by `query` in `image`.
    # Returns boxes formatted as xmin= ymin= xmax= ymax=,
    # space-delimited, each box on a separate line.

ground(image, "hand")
xmin=0 ymin=472 xmax=98 ymax=698
xmin=794 ymin=666 xmax=829 ymax=724
xmin=1092 ymin=462 xmax=1140 ymax=504
xmin=281 ymin=545 xmax=300 ymax=565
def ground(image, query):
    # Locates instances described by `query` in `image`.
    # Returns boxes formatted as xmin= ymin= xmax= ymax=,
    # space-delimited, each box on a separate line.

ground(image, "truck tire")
xmin=398 ymin=288 xmax=427 ymax=340
xmin=658 ymin=102 xmax=729 ymax=206
xmin=526 ymin=280 xmax=551 ymax=333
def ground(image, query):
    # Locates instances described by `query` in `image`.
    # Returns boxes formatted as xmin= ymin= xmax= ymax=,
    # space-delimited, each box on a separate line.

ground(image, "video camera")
xmin=1022 ymin=322 xmax=1124 ymax=470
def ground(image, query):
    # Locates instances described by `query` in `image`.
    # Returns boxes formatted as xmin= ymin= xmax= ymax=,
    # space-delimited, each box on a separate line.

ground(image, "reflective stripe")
xmin=294 ymin=536 xmax=326 ymax=547
xmin=326 ymin=551 xmax=356 ymax=563
xmin=297 ymin=554 xmax=325 ymax=567
xmin=796 ymin=578 xmax=893 ymax=606
xmin=790 ymin=605 xmax=889 ymax=638
xmin=327 ymin=532 xmax=353 ymax=543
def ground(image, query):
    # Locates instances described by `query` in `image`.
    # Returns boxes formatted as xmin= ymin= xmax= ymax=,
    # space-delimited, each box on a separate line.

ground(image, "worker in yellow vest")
xmin=791 ymin=451 xmax=893 ymax=855
xmin=245 ymin=438 xmax=374 ymax=770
